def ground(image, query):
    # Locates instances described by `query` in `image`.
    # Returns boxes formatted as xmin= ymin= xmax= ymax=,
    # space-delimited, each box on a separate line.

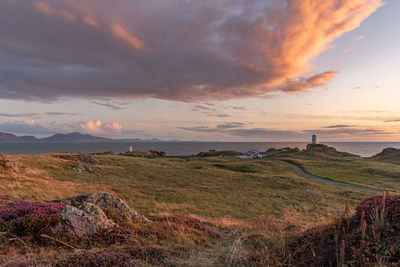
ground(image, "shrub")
xmin=236 ymin=193 xmax=400 ymax=266
xmin=62 ymin=249 xmax=136 ymax=267
xmin=0 ymin=196 xmax=66 ymax=236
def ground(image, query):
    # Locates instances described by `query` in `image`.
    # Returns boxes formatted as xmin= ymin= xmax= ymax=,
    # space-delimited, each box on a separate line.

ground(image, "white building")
xmin=239 ymin=150 xmax=267 ymax=159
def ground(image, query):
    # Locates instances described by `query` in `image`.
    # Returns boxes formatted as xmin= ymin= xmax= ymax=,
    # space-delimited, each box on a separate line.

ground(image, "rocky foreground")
xmin=0 ymin=192 xmax=220 ymax=266
xmin=1 ymin=192 xmax=400 ymax=266
xmin=0 ymin=193 xmax=151 ymax=237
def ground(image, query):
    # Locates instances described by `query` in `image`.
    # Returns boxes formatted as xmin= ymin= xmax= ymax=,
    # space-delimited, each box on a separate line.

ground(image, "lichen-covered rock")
xmin=55 ymin=192 xmax=150 ymax=236
xmin=1 ymin=193 xmax=149 ymax=237
xmin=0 ymin=154 xmax=19 ymax=174
xmin=53 ymin=153 xmax=98 ymax=166
xmin=56 ymin=204 xmax=116 ymax=236
xmin=53 ymin=153 xmax=98 ymax=173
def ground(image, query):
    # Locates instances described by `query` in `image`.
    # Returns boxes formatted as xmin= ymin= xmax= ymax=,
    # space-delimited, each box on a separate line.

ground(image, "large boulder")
xmin=55 ymin=192 xmax=150 ymax=236
xmin=55 ymin=203 xmax=116 ymax=236
xmin=0 ymin=193 xmax=150 ymax=237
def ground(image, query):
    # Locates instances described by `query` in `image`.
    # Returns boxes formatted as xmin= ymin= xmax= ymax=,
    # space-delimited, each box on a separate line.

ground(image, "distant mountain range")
xmin=0 ymin=132 xmax=161 ymax=143
xmin=0 ymin=132 xmax=38 ymax=142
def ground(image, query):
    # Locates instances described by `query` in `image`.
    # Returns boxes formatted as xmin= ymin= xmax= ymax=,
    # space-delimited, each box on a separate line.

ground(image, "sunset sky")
xmin=0 ymin=0 xmax=399 ymax=141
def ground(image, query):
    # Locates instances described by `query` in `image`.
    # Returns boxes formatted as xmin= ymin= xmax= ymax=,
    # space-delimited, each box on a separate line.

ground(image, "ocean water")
xmin=0 ymin=142 xmax=400 ymax=157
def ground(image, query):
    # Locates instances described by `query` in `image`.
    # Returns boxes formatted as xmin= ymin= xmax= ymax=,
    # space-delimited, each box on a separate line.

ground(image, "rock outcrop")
xmin=372 ymin=147 xmax=400 ymax=160
xmin=121 ymin=150 xmax=166 ymax=157
xmin=0 ymin=154 xmax=19 ymax=174
xmin=54 ymin=192 xmax=150 ymax=236
xmin=53 ymin=153 xmax=99 ymax=173
xmin=0 ymin=193 xmax=149 ymax=237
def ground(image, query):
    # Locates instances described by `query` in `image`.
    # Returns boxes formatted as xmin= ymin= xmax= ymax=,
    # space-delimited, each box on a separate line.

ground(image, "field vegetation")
xmin=0 ymin=147 xmax=399 ymax=266
xmin=269 ymin=145 xmax=400 ymax=193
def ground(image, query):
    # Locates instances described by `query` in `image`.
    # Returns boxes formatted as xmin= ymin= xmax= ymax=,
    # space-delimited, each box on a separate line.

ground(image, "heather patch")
xmin=233 ymin=193 xmax=400 ymax=266
xmin=61 ymin=249 xmax=136 ymax=267
xmin=0 ymin=196 xmax=65 ymax=236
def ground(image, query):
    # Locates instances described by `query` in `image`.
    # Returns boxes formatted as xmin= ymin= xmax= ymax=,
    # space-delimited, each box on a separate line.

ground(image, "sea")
xmin=0 ymin=142 xmax=400 ymax=157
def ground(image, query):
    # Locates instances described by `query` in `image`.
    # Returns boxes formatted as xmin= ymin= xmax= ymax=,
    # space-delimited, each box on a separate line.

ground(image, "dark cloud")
xmin=44 ymin=112 xmax=82 ymax=116
xmin=216 ymin=122 xmax=246 ymax=129
xmin=206 ymin=113 xmax=231 ymax=118
xmin=179 ymin=126 xmax=218 ymax=133
xmin=303 ymin=128 xmax=393 ymax=137
xmin=323 ymin=125 xmax=354 ymax=129
xmin=0 ymin=112 xmax=81 ymax=118
xmin=91 ymin=102 xmax=123 ymax=110
xmin=0 ymin=0 xmax=382 ymax=102
xmin=231 ymin=106 xmax=246 ymax=111
xmin=203 ymin=103 xmax=216 ymax=107
xmin=0 ymin=113 xmax=39 ymax=118
xmin=192 ymin=104 xmax=232 ymax=117
xmin=180 ymin=123 xmax=394 ymax=139
xmin=384 ymin=119 xmax=400 ymax=123
xmin=194 ymin=105 xmax=216 ymax=112
xmin=180 ymin=124 xmax=301 ymax=138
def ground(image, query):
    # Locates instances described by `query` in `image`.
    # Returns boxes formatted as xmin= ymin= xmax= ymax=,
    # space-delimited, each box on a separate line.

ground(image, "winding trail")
xmin=278 ymin=160 xmax=382 ymax=195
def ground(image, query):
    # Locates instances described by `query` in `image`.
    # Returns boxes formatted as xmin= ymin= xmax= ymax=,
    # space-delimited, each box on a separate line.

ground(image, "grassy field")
xmin=1 ymin=153 xmax=370 ymax=220
xmin=269 ymin=146 xmax=400 ymax=193
xmin=1 ymin=149 xmax=399 ymax=265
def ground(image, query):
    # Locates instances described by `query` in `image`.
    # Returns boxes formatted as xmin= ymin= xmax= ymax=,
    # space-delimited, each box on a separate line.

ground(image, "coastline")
xmin=1 ymin=141 xmax=400 ymax=157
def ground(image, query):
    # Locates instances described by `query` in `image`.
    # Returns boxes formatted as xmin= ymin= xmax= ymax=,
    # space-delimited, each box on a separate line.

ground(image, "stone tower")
xmin=311 ymin=135 xmax=317 ymax=144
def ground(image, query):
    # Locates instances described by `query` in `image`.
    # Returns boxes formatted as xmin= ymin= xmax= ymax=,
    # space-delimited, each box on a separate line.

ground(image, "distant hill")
xmin=39 ymin=132 xmax=112 ymax=143
xmin=0 ymin=132 xmax=38 ymax=142
xmin=0 ymin=131 xmax=161 ymax=143
xmin=371 ymin=147 xmax=400 ymax=164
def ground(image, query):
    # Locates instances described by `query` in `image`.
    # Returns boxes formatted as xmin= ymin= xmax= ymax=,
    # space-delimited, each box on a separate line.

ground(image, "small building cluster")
xmin=239 ymin=150 xmax=267 ymax=159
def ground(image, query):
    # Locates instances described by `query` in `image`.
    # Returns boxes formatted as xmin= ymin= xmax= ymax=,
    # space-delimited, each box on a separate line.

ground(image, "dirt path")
xmin=278 ymin=160 xmax=382 ymax=194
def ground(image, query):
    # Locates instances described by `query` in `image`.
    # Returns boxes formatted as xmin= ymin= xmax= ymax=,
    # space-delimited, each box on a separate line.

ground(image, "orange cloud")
xmin=104 ymin=122 xmax=123 ymax=132
xmin=112 ymin=25 xmax=145 ymax=50
xmin=59 ymin=10 xmax=77 ymax=22
xmin=0 ymin=0 xmax=384 ymax=102
xmin=262 ymin=0 xmax=383 ymax=84
xmin=280 ymin=71 xmax=339 ymax=92
xmin=83 ymin=16 xmax=99 ymax=28
xmin=68 ymin=120 xmax=123 ymax=134
xmin=33 ymin=1 xmax=53 ymax=15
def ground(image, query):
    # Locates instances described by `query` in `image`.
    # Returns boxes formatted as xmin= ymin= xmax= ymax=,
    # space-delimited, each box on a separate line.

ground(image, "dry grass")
xmin=0 ymin=152 xmax=394 ymax=266
xmin=269 ymin=147 xmax=400 ymax=193
xmin=1 ymin=153 xmax=370 ymax=220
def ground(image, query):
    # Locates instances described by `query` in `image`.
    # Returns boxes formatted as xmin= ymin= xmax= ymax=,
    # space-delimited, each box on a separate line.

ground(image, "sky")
xmin=0 ymin=0 xmax=399 ymax=141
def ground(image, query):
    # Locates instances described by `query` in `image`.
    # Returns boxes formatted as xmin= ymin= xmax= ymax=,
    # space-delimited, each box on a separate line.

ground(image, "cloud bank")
xmin=180 ymin=122 xmax=393 ymax=140
xmin=0 ymin=120 xmax=123 ymax=136
xmin=0 ymin=0 xmax=383 ymax=102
